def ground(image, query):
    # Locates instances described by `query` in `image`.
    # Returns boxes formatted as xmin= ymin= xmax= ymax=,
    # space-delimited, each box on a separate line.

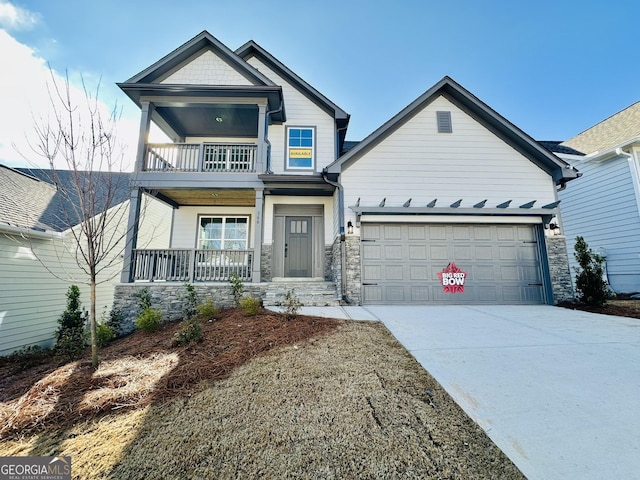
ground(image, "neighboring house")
xmin=558 ymin=102 xmax=640 ymax=293
xmin=115 ymin=30 xmax=579 ymax=312
xmin=0 ymin=165 xmax=170 ymax=355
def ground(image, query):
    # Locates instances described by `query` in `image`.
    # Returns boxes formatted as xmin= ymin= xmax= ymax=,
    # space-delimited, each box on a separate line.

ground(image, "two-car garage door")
xmin=361 ymin=223 xmax=546 ymax=305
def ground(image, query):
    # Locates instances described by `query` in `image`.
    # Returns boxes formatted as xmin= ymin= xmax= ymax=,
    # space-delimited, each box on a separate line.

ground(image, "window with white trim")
xmin=287 ymin=127 xmax=314 ymax=169
xmin=198 ymin=217 xmax=248 ymax=250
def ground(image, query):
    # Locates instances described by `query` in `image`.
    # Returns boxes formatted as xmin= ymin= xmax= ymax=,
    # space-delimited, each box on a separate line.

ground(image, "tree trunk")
xmin=90 ymin=278 xmax=98 ymax=368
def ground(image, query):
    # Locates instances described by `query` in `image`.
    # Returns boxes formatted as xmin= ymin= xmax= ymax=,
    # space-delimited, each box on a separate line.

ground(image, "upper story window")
xmin=199 ymin=216 xmax=248 ymax=250
xmin=436 ymin=111 xmax=452 ymax=133
xmin=287 ymin=127 xmax=315 ymax=170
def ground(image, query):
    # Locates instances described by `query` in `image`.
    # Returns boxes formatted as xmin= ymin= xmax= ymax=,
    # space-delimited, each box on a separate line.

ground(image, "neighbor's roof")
xmin=0 ymin=166 xmax=131 ymax=232
xmin=0 ymin=165 xmax=58 ymax=231
xmin=538 ymin=141 xmax=584 ymax=156
xmin=561 ymin=101 xmax=640 ymax=155
xmin=326 ymin=76 xmax=579 ymax=185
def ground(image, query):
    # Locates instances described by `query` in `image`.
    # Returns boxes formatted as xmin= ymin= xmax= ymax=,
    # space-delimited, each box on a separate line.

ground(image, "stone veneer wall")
xmin=260 ymin=244 xmax=272 ymax=282
xmin=113 ymin=283 xmax=267 ymax=334
xmin=344 ymin=236 xmax=361 ymax=304
xmin=331 ymin=237 xmax=342 ymax=298
xmin=545 ymin=235 xmax=574 ymax=304
xmin=323 ymin=245 xmax=333 ymax=281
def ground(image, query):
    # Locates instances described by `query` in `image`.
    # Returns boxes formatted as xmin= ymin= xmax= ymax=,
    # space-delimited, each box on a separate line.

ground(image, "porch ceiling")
xmin=156 ymin=104 xmax=259 ymax=137
xmin=157 ymin=188 xmax=256 ymax=206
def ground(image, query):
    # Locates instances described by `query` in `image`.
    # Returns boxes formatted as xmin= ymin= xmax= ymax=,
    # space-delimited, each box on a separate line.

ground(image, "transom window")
xmin=287 ymin=127 xmax=314 ymax=170
xmin=199 ymin=217 xmax=248 ymax=250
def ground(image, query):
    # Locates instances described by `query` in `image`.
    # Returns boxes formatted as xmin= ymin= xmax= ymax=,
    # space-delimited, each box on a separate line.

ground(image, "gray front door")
xmin=285 ymin=216 xmax=312 ymax=277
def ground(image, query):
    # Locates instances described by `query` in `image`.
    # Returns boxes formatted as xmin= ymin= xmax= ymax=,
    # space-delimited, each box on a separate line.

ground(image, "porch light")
xmin=215 ymin=116 xmax=223 ymax=123
xmin=347 ymin=221 xmax=354 ymax=235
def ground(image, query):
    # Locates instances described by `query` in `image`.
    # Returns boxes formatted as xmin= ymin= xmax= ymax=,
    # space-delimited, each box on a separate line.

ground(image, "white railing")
xmin=145 ymin=143 xmax=257 ymax=172
xmin=133 ymin=249 xmax=253 ymax=282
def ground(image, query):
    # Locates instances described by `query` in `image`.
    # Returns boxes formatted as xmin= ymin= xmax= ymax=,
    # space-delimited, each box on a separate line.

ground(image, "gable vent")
xmin=436 ymin=111 xmax=452 ymax=133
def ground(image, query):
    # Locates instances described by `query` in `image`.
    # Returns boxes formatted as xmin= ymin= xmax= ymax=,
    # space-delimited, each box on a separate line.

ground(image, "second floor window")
xmin=287 ymin=127 xmax=314 ymax=170
xmin=199 ymin=217 xmax=248 ymax=250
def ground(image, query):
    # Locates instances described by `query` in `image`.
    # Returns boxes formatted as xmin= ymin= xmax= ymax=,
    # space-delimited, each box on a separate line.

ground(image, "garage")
xmin=361 ymin=222 xmax=547 ymax=305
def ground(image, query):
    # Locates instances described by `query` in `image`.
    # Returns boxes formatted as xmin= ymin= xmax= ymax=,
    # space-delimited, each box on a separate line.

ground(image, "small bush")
xmin=182 ymin=283 xmax=198 ymax=320
xmin=229 ymin=273 xmax=245 ymax=306
xmin=134 ymin=288 xmax=152 ymax=311
xmin=574 ymin=236 xmax=611 ymax=307
xmin=239 ymin=296 xmax=261 ymax=316
xmin=136 ymin=307 xmax=163 ymax=333
xmin=173 ymin=319 xmax=203 ymax=346
xmin=96 ymin=322 xmax=115 ymax=347
xmin=55 ymin=285 xmax=87 ymax=360
xmin=4 ymin=345 xmax=51 ymax=369
xmin=197 ymin=299 xmax=220 ymax=320
xmin=106 ymin=307 xmax=126 ymax=338
xmin=280 ymin=290 xmax=303 ymax=320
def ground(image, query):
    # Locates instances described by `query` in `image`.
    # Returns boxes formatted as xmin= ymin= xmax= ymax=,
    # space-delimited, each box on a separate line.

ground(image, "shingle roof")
xmin=0 ymin=166 xmax=131 ymax=232
xmin=537 ymin=141 xmax=585 ymax=156
xmin=0 ymin=165 xmax=58 ymax=231
xmin=561 ymin=101 xmax=640 ymax=155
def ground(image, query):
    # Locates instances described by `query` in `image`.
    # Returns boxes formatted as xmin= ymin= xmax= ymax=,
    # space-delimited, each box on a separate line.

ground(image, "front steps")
xmin=262 ymin=280 xmax=340 ymax=307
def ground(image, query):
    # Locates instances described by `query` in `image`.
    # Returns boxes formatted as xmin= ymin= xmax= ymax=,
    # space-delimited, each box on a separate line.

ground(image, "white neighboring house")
xmin=0 ymin=165 xmax=170 ymax=356
xmin=116 ymin=31 xmax=579 ymax=312
xmin=558 ymin=102 xmax=640 ymax=293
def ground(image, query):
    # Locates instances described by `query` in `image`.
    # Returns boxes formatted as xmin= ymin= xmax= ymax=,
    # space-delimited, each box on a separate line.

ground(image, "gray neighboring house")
xmin=0 ymin=165 xmax=169 ymax=355
xmin=558 ymin=102 xmax=640 ymax=293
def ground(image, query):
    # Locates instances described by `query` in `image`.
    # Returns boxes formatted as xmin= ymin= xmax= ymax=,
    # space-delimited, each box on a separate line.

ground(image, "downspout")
xmin=322 ymin=170 xmax=351 ymax=304
xmin=264 ymin=101 xmax=283 ymax=174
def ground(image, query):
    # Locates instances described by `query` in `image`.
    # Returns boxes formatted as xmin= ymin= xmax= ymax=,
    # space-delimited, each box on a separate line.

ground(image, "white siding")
xmin=341 ymin=95 xmax=557 ymax=231
xmin=0 ymin=195 xmax=171 ymax=356
xmin=171 ymin=206 xmax=257 ymax=249
xmin=245 ymin=57 xmax=336 ymax=173
xmin=263 ymin=196 xmax=334 ymax=244
xmin=160 ymin=50 xmax=254 ymax=86
xmin=559 ymin=154 xmax=640 ymax=293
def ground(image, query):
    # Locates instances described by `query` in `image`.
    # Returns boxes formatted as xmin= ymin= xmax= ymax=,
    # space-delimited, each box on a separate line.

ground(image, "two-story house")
xmin=116 ymin=31 xmax=578 ymax=316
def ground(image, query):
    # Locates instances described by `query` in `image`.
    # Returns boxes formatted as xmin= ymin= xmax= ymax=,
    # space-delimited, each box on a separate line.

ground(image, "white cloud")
xmin=0 ymin=30 xmax=142 ymax=171
xmin=0 ymin=1 xmax=38 ymax=31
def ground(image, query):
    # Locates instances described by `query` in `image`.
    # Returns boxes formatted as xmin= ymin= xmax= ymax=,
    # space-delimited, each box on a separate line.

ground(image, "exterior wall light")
xmin=347 ymin=220 xmax=354 ymax=235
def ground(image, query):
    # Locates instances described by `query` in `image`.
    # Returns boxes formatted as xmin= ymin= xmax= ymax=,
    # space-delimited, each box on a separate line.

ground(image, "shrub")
xmin=4 ymin=345 xmax=51 ymax=369
xmin=280 ymin=289 xmax=302 ymax=320
xmin=54 ymin=285 xmax=87 ymax=360
xmin=574 ymin=236 xmax=612 ymax=307
xmin=134 ymin=287 xmax=152 ymax=311
xmin=136 ymin=307 xmax=163 ymax=333
xmin=229 ymin=273 xmax=244 ymax=306
xmin=182 ymin=283 xmax=198 ymax=320
xmin=106 ymin=307 xmax=126 ymax=338
xmin=96 ymin=322 xmax=115 ymax=347
xmin=239 ymin=296 xmax=261 ymax=316
xmin=197 ymin=298 xmax=220 ymax=321
xmin=173 ymin=318 xmax=203 ymax=346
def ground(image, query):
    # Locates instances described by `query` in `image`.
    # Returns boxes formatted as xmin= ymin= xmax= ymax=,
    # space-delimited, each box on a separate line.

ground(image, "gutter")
xmin=0 ymin=224 xmax=63 ymax=240
xmin=264 ymin=101 xmax=283 ymax=174
xmin=321 ymin=170 xmax=351 ymax=304
xmin=581 ymin=136 xmax=640 ymax=162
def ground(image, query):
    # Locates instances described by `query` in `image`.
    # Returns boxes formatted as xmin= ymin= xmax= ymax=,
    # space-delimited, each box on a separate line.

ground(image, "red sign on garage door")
xmin=438 ymin=262 xmax=467 ymax=294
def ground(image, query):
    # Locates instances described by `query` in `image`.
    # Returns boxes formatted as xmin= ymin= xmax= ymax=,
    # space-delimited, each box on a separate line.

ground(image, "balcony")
xmin=133 ymin=248 xmax=253 ymax=282
xmin=145 ymin=143 xmax=258 ymax=173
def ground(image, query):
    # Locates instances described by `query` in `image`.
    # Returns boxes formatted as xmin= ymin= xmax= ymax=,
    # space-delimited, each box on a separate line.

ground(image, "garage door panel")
xmin=361 ymin=223 xmax=545 ymax=305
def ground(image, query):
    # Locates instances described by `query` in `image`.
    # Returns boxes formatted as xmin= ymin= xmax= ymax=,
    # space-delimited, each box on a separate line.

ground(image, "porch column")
xmin=252 ymin=188 xmax=264 ymax=283
xmin=135 ymin=102 xmax=154 ymax=171
xmin=120 ymin=187 xmax=143 ymax=283
xmin=256 ymin=103 xmax=267 ymax=173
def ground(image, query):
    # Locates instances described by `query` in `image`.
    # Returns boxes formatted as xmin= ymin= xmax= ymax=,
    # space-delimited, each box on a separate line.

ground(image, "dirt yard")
xmin=0 ymin=308 xmax=524 ymax=479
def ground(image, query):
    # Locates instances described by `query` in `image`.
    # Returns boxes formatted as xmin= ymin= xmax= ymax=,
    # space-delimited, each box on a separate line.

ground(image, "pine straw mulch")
xmin=0 ymin=308 xmax=340 ymax=440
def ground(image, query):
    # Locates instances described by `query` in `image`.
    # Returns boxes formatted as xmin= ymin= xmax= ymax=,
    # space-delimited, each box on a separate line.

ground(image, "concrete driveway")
xmin=362 ymin=305 xmax=640 ymax=480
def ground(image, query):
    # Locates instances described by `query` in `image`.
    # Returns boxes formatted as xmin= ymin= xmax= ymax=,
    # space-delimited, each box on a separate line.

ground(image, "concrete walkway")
xmin=280 ymin=304 xmax=640 ymax=479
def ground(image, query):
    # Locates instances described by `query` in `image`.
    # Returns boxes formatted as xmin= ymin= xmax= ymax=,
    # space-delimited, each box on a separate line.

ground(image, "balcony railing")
xmin=145 ymin=143 xmax=257 ymax=172
xmin=132 ymin=248 xmax=253 ymax=282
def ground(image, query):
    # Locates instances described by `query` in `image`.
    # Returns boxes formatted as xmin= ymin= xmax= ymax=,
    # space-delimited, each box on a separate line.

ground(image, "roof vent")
xmin=437 ymin=111 xmax=452 ymax=133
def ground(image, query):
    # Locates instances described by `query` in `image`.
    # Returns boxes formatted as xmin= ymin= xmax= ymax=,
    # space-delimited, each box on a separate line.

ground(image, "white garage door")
xmin=361 ymin=223 xmax=545 ymax=304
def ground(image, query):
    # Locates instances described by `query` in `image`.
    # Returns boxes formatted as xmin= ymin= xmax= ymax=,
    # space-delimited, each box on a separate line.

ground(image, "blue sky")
xmin=1 ymin=0 xmax=639 ymax=168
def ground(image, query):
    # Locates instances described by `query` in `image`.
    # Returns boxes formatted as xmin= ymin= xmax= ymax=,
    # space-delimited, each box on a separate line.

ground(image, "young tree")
xmin=25 ymin=70 xmax=134 ymax=367
xmin=574 ymin=236 xmax=611 ymax=307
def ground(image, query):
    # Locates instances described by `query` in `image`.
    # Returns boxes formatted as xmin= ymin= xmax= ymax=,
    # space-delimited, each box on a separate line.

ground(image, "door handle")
xmin=284 ymin=243 xmax=288 ymax=258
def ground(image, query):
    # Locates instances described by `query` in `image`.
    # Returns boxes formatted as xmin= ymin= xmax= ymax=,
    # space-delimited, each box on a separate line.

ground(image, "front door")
xmin=285 ymin=216 xmax=312 ymax=277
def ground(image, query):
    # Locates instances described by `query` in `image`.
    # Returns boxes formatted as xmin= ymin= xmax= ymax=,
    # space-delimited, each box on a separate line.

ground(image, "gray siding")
xmin=559 ymin=156 xmax=640 ymax=292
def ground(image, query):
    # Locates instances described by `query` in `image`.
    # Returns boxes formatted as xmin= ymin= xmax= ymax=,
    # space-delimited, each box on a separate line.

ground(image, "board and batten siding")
xmin=245 ymin=57 xmax=337 ymax=173
xmin=160 ymin=50 xmax=254 ymax=86
xmin=559 ymin=155 xmax=640 ymax=293
xmin=340 ymin=95 xmax=557 ymax=228
xmin=0 ymin=195 xmax=171 ymax=356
